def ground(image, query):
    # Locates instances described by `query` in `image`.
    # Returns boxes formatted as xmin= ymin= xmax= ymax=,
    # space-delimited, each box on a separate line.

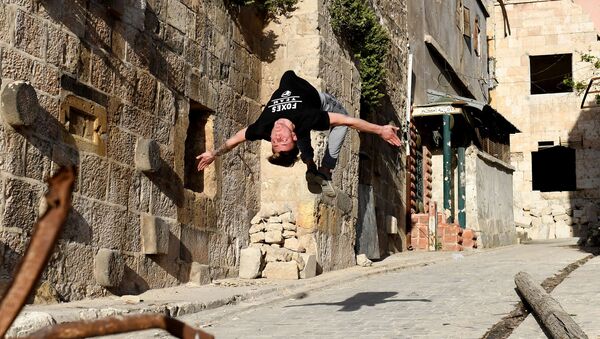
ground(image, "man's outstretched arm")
xmin=328 ymin=113 xmax=402 ymax=147
xmin=196 ymin=127 xmax=247 ymax=171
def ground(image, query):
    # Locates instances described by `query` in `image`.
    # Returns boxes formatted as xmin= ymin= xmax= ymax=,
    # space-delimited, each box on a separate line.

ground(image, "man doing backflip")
xmin=196 ymin=70 xmax=401 ymax=196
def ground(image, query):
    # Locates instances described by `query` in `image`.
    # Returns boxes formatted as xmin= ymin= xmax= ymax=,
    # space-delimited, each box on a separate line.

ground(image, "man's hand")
xmin=379 ymin=125 xmax=402 ymax=147
xmin=196 ymin=151 xmax=216 ymax=171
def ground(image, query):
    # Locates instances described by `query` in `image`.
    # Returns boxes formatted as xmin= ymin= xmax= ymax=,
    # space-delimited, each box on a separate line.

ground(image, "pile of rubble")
xmin=515 ymin=202 xmax=600 ymax=243
xmin=239 ymin=209 xmax=316 ymax=280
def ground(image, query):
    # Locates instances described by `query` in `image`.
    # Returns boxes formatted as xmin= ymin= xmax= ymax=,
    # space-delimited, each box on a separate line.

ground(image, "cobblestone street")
xmin=109 ymin=239 xmax=595 ymax=339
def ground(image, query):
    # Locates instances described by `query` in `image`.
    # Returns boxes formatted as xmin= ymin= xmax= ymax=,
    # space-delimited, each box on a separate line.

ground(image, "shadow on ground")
xmin=284 ymin=292 xmax=431 ymax=312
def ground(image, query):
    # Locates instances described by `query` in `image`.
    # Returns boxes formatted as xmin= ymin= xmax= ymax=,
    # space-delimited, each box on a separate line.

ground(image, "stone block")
xmin=239 ymin=247 xmax=262 ymax=279
xmin=189 ymin=262 xmax=211 ymax=285
xmin=249 ymin=223 xmax=265 ymax=234
xmin=515 ymin=214 xmax=532 ymax=228
xmin=531 ymin=217 xmax=542 ymax=228
xmin=264 ymin=230 xmax=283 ymax=244
xmin=541 ymin=215 xmax=554 ymax=224
xmin=282 ymin=230 xmax=296 ymax=238
xmin=0 ymin=80 xmax=38 ymax=126
xmin=140 ymin=214 xmax=169 ymax=255
xmin=268 ymin=216 xmax=282 ymax=223
xmin=6 ymin=312 xmax=56 ymax=338
xmin=134 ymin=138 xmax=161 ymax=172
xmin=283 ymin=238 xmax=304 ymax=252
xmin=250 ymin=213 xmax=263 ymax=225
xmin=282 ymin=222 xmax=296 ymax=231
xmin=94 ymin=248 xmax=124 ymax=287
xmin=280 ymin=211 xmax=295 ymax=223
xmin=555 ymin=220 xmax=572 ymax=238
xmin=262 ymin=261 xmax=298 ymax=280
xmin=265 ymin=247 xmax=292 ymax=262
xmin=551 ymin=205 xmax=566 ymax=216
xmin=265 ymin=223 xmax=283 ymax=232
xmin=356 ymin=254 xmax=373 ymax=267
xmin=250 ymin=232 xmax=265 ymax=243
xmin=530 ymin=208 xmax=541 ymax=217
xmin=299 ymin=253 xmax=316 ymax=279
xmin=386 ymin=215 xmax=399 ymax=234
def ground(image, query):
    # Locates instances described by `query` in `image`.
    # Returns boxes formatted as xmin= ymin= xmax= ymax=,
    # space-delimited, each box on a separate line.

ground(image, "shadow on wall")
xmin=568 ymin=103 xmax=600 ymax=250
xmin=224 ymin=4 xmax=285 ymax=63
xmin=358 ymin=95 xmax=406 ymax=258
xmin=284 ymin=292 xmax=431 ymax=312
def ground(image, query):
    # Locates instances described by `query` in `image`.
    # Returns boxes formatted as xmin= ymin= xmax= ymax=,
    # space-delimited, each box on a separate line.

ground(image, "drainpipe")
xmin=457 ymin=147 xmax=466 ymax=228
xmin=443 ymin=114 xmax=453 ymax=223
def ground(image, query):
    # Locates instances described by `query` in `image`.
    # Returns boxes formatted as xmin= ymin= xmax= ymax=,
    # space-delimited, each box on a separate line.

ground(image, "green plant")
xmin=229 ymin=0 xmax=297 ymax=17
xmin=563 ymin=53 xmax=600 ymax=100
xmin=330 ymin=0 xmax=390 ymax=111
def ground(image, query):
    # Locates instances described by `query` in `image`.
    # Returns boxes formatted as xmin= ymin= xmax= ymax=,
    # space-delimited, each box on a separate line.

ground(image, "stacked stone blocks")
xmin=240 ymin=209 xmax=316 ymax=280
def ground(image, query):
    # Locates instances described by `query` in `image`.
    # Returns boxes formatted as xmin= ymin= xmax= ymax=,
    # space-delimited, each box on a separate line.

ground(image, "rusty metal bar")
xmin=0 ymin=166 xmax=76 ymax=337
xmin=23 ymin=314 xmax=214 ymax=339
xmin=581 ymin=76 xmax=600 ymax=109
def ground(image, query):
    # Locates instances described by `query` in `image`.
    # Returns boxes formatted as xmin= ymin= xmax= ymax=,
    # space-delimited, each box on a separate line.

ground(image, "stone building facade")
xmin=490 ymin=0 xmax=600 ymax=241
xmin=0 ymin=0 xmax=408 ymax=302
xmin=407 ymin=0 xmax=518 ymax=248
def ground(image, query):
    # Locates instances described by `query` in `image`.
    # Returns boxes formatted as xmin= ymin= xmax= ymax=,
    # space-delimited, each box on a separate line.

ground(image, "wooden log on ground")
xmin=514 ymin=271 xmax=588 ymax=339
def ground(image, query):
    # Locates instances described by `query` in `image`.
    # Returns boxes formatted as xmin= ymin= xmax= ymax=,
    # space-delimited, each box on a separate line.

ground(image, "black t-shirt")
xmin=245 ymin=71 xmax=330 ymax=141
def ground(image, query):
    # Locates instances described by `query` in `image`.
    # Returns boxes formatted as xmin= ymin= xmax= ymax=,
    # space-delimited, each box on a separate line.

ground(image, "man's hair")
xmin=268 ymin=146 xmax=300 ymax=167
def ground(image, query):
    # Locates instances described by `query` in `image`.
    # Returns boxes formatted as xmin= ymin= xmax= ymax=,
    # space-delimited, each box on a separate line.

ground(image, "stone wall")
xmin=464 ymin=146 xmax=516 ymax=247
xmin=0 ymin=0 xmax=263 ymax=301
xmin=490 ymin=0 xmax=600 ymax=240
xmin=258 ymin=0 xmax=409 ymax=273
xmin=0 ymin=0 xmax=409 ymax=301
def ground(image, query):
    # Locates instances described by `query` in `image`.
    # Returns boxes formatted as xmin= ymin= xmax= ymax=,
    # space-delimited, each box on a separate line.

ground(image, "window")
xmin=530 ymin=54 xmax=573 ymax=94
xmin=184 ymin=101 xmax=215 ymax=196
xmin=463 ymin=7 xmax=471 ymax=50
xmin=60 ymin=95 xmax=107 ymax=155
xmin=531 ymin=146 xmax=576 ymax=192
xmin=474 ymin=15 xmax=481 ymax=57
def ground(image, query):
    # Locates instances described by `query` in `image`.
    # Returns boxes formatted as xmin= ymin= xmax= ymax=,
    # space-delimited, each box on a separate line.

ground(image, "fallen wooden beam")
xmin=514 ymin=271 xmax=588 ymax=339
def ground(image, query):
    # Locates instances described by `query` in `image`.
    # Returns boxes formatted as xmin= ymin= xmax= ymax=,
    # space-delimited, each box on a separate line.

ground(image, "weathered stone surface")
xmin=239 ymin=247 xmax=262 ymax=279
xmin=250 ymin=232 xmax=265 ymax=243
xmin=264 ymin=230 xmax=283 ymax=244
xmin=134 ymin=138 xmax=161 ymax=172
xmin=262 ymin=261 xmax=298 ymax=280
xmin=265 ymin=223 xmax=283 ymax=232
xmin=140 ymin=214 xmax=169 ymax=255
xmin=530 ymin=208 xmax=542 ymax=217
xmin=189 ymin=262 xmax=211 ymax=285
xmin=265 ymin=247 xmax=292 ymax=262
xmin=541 ymin=215 xmax=555 ymax=224
xmin=357 ymin=254 xmax=373 ymax=267
xmin=268 ymin=216 xmax=282 ymax=223
xmin=584 ymin=204 xmax=599 ymax=224
xmin=250 ymin=213 xmax=263 ymax=225
xmin=94 ymin=249 xmax=124 ymax=287
xmin=555 ymin=220 xmax=572 ymax=238
xmin=34 ymin=281 xmax=60 ymax=304
xmin=283 ymin=238 xmax=305 ymax=252
xmin=551 ymin=205 xmax=567 ymax=216
xmin=6 ymin=312 xmax=56 ymax=338
xmin=531 ymin=217 xmax=542 ymax=228
xmin=249 ymin=223 xmax=265 ymax=234
xmin=515 ymin=214 xmax=532 ymax=228
xmin=299 ymin=253 xmax=316 ymax=279
xmin=280 ymin=212 xmax=295 ymax=223
xmin=0 ymin=80 xmax=38 ymax=126
xmin=282 ymin=222 xmax=296 ymax=231
xmin=282 ymin=230 xmax=296 ymax=238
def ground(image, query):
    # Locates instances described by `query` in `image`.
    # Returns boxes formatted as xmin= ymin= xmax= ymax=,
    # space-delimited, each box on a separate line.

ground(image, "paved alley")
xmin=112 ymin=239 xmax=596 ymax=339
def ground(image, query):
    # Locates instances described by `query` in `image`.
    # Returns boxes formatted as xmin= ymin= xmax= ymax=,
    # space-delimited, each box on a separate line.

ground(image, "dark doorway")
xmin=532 ymin=146 xmax=576 ymax=192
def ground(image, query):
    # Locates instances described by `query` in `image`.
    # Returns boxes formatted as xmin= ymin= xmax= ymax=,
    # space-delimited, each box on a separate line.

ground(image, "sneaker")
xmin=305 ymin=170 xmax=323 ymax=194
xmin=313 ymin=171 xmax=336 ymax=198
